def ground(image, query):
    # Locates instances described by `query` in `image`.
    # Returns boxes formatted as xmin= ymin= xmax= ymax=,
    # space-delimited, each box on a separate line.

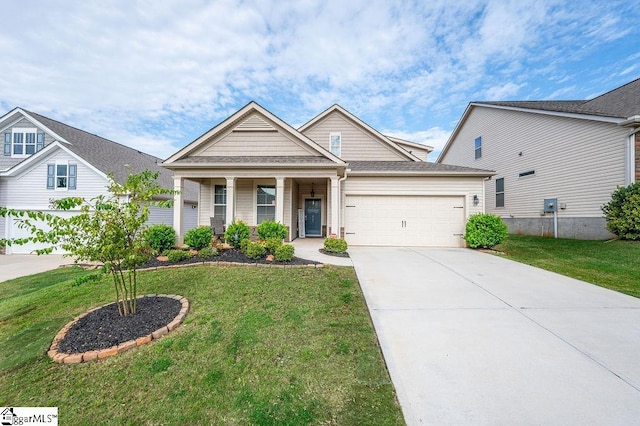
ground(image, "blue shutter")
xmin=36 ymin=132 xmax=45 ymax=151
xmin=68 ymin=164 xmax=77 ymax=190
xmin=47 ymin=164 xmax=55 ymax=189
xmin=3 ymin=133 xmax=10 ymax=156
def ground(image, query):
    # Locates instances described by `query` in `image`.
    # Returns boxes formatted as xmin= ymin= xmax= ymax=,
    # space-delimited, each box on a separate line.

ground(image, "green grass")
xmin=0 ymin=265 xmax=404 ymax=425
xmin=496 ymin=234 xmax=640 ymax=297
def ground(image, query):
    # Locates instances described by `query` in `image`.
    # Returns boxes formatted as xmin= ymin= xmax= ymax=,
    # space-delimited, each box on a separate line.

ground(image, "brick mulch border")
xmin=47 ymin=294 xmax=189 ymax=364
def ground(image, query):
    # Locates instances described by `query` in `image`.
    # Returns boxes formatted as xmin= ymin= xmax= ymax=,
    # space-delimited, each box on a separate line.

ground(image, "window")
xmin=256 ymin=185 xmax=276 ymax=224
xmin=474 ymin=136 xmax=482 ymax=159
xmin=329 ymin=132 xmax=341 ymax=157
xmin=214 ymin=185 xmax=227 ymax=223
xmin=47 ymin=162 xmax=77 ymax=190
xmin=495 ymin=178 xmax=504 ymax=208
xmin=3 ymin=128 xmax=44 ymax=157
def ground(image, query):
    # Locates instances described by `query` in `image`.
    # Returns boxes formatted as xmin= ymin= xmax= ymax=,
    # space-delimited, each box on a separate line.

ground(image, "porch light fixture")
xmin=311 ymin=183 xmax=315 ymax=198
xmin=473 ymin=194 xmax=479 ymax=205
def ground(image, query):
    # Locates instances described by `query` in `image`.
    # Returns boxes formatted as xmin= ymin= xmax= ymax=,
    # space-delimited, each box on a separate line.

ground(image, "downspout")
xmin=626 ymin=127 xmax=640 ymax=185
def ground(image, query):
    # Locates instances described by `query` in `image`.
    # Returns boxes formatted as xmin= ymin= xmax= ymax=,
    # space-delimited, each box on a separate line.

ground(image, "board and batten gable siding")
xmin=3 ymin=148 xmax=108 ymax=210
xmin=192 ymin=114 xmax=318 ymax=157
xmin=440 ymin=107 xmax=628 ymax=218
xmin=342 ymin=175 xmax=485 ymax=217
xmin=302 ymin=111 xmax=406 ymax=161
xmin=0 ymin=116 xmax=57 ymax=171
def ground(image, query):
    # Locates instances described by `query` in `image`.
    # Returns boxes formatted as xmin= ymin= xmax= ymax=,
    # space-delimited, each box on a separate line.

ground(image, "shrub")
xmin=464 ymin=213 xmax=508 ymax=249
xmin=602 ymin=182 xmax=640 ymax=240
xmin=240 ymin=238 xmax=251 ymax=254
xmin=257 ymin=220 xmax=288 ymax=240
xmin=225 ymin=220 xmax=251 ymax=248
xmin=263 ymin=237 xmax=283 ymax=254
xmin=324 ymin=237 xmax=348 ymax=253
xmin=145 ymin=224 xmax=176 ymax=253
xmin=184 ymin=226 xmax=213 ymax=250
xmin=275 ymin=244 xmax=295 ymax=262
xmin=198 ymin=246 xmax=218 ymax=259
xmin=245 ymin=241 xmax=266 ymax=260
xmin=166 ymin=249 xmax=192 ymax=263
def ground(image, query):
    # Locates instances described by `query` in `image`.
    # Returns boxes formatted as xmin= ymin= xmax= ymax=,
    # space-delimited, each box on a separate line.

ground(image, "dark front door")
xmin=305 ymin=199 xmax=322 ymax=236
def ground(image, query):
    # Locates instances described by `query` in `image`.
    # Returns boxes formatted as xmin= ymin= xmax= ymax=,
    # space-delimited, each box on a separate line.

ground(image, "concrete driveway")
xmin=350 ymin=247 xmax=640 ymax=425
xmin=0 ymin=254 xmax=69 ymax=282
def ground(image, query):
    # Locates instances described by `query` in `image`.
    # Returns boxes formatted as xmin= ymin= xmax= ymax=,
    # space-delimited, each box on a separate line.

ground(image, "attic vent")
xmin=235 ymin=114 xmax=276 ymax=132
xmin=518 ymin=170 xmax=535 ymax=178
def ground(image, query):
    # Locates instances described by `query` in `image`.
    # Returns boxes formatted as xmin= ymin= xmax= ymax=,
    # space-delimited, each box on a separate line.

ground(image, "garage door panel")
xmin=344 ymin=195 xmax=465 ymax=247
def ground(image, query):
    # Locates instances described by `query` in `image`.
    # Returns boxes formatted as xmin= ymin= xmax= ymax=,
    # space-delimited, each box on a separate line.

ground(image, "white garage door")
xmin=6 ymin=211 xmax=75 ymax=254
xmin=344 ymin=195 xmax=466 ymax=247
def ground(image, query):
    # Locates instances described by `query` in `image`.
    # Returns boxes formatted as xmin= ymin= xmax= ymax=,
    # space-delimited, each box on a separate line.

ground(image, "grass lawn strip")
xmin=496 ymin=235 xmax=640 ymax=298
xmin=0 ymin=265 xmax=404 ymax=425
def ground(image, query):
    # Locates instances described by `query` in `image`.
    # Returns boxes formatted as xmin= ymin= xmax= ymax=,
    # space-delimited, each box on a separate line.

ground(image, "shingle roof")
xmin=24 ymin=110 xmax=198 ymax=202
xmin=170 ymin=156 xmax=336 ymax=165
xmin=476 ymin=77 xmax=640 ymax=119
xmin=348 ymin=161 xmax=493 ymax=175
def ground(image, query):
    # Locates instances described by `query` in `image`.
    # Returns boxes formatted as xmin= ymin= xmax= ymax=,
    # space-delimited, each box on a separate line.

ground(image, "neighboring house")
xmin=162 ymin=102 xmax=493 ymax=247
xmin=0 ymin=108 xmax=199 ymax=254
xmin=438 ymin=77 xmax=640 ymax=239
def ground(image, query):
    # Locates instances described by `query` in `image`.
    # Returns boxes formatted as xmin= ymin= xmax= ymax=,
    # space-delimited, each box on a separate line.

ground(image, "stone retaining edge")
xmin=48 ymin=294 xmax=190 ymax=365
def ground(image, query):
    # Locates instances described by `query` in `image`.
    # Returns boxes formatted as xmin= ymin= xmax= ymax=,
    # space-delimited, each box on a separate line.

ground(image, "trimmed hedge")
xmin=275 ymin=244 xmax=295 ymax=262
xmin=263 ymin=238 xmax=283 ymax=254
xmin=245 ymin=241 xmax=266 ymax=260
xmin=198 ymin=246 xmax=218 ymax=259
xmin=602 ymin=182 xmax=640 ymax=240
xmin=257 ymin=221 xmax=288 ymax=240
xmin=225 ymin=220 xmax=251 ymax=248
xmin=464 ymin=213 xmax=508 ymax=249
xmin=324 ymin=237 xmax=348 ymax=253
xmin=166 ymin=249 xmax=193 ymax=263
xmin=145 ymin=224 xmax=176 ymax=253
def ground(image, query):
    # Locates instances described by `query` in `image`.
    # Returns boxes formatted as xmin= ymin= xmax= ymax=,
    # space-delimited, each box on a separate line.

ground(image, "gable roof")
xmin=163 ymin=101 xmax=346 ymax=167
xmin=1 ymin=109 xmax=197 ymax=202
xmin=298 ymin=104 xmax=424 ymax=162
xmin=438 ymin=76 xmax=640 ymax=162
xmin=348 ymin=161 xmax=493 ymax=176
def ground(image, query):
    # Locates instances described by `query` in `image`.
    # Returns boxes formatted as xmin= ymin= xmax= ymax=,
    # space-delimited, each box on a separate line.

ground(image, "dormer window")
xmin=330 ymin=132 xmax=341 ymax=157
xmin=3 ymin=128 xmax=45 ymax=157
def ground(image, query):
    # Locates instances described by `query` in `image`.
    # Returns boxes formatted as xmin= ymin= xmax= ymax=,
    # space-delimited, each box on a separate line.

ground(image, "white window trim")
xmin=474 ymin=136 xmax=482 ymax=160
xmin=495 ymin=177 xmax=505 ymax=208
xmin=55 ymin=160 xmax=69 ymax=191
xmin=213 ymin=184 xmax=227 ymax=221
xmin=255 ymin=183 xmax=276 ymax=224
xmin=12 ymin=128 xmax=37 ymax=158
xmin=329 ymin=132 xmax=341 ymax=157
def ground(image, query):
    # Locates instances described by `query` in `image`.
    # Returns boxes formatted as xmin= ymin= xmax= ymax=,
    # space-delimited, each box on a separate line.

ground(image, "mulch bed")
xmin=142 ymin=248 xmax=320 ymax=268
xmin=57 ymin=296 xmax=182 ymax=354
xmin=319 ymin=249 xmax=350 ymax=258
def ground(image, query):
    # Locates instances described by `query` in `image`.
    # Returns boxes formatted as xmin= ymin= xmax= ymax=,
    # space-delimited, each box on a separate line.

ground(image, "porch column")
xmin=330 ymin=176 xmax=339 ymax=236
xmin=275 ymin=176 xmax=285 ymax=223
xmin=225 ymin=177 xmax=236 ymax=225
xmin=173 ymin=176 xmax=184 ymax=244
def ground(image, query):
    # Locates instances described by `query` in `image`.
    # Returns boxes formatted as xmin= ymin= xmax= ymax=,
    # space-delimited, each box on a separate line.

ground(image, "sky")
xmin=1 ymin=0 xmax=639 ymax=161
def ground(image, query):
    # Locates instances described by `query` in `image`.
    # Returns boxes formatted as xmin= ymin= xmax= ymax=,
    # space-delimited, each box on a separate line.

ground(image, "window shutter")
xmin=36 ymin=132 xmax=45 ymax=151
xmin=3 ymin=133 xmax=10 ymax=156
xmin=68 ymin=164 xmax=77 ymax=190
xmin=47 ymin=164 xmax=55 ymax=189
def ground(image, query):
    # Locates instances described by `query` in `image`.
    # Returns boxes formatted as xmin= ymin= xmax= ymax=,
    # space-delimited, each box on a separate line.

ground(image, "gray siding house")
xmin=438 ymin=77 xmax=640 ymax=239
xmin=0 ymin=108 xmax=198 ymax=254
xmin=162 ymin=102 xmax=493 ymax=247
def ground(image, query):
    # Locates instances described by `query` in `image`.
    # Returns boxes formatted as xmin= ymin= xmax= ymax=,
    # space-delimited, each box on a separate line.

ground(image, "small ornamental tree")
xmin=464 ymin=213 xmax=508 ymax=249
xmin=0 ymin=170 xmax=175 ymax=317
xmin=602 ymin=182 xmax=640 ymax=240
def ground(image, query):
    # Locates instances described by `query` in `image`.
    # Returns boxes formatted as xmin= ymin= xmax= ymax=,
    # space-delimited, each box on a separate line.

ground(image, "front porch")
xmin=172 ymin=173 xmax=343 ymax=243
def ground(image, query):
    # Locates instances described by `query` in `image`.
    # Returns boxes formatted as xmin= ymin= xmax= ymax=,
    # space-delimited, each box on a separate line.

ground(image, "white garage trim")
xmin=343 ymin=195 xmax=466 ymax=247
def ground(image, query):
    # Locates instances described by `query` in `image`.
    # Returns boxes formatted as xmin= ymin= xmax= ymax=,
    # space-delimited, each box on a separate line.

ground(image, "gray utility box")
xmin=544 ymin=198 xmax=558 ymax=213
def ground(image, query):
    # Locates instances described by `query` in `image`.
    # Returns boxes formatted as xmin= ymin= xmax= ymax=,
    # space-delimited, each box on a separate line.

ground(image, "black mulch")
xmin=319 ymin=249 xmax=350 ymax=258
xmin=57 ymin=296 xmax=182 ymax=354
xmin=141 ymin=248 xmax=320 ymax=269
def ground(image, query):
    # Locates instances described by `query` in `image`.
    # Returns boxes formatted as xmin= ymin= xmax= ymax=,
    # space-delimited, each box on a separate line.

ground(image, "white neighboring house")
xmin=0 ymin=108 xmax=198 ymax=254
xmin=438 ymin=77 xmax=640 ymax=239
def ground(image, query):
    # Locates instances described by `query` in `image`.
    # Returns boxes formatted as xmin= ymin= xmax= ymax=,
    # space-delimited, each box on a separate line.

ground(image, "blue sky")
xmin=1 ymin=0 xmax=638 ymax=160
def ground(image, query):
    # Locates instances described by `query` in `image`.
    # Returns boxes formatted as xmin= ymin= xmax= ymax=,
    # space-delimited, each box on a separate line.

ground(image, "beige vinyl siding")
xmin=302 ymin=111 xmax=406 ymax=161
xmin=343 ymin=176 xmax=485 ymax=218
xmin=198 ymin=179 xmax=213 ymax=225
xmin=195 ymin=130 xmax=316 ymax=157
xmin=441 ymin=107 xmax=627 ymax=218
xmin=235 ymin=179 xmax=255 ymax=223
xmin=290 ymin=180 xmax=300 ymax=238
xmin=283 ymin=179 xmax=292 ymax=228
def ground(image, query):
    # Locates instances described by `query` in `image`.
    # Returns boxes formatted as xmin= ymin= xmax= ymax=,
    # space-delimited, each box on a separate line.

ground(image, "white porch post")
xmin=330 ymin=176 xmax=339 ymax=236
xmin=173 ymin=176 xmax=184 ymax=244
xmin=225 ymin=177 xmax=236 ymax=225
xmin=275 ymin=176 xmax=285 ymax=223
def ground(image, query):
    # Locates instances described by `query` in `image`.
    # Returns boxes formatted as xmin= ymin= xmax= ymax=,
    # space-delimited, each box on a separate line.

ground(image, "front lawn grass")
xmin=496 ymin=234 xmax=640 ymax=298
xmin=0 ymin=265 xmax=404 ymax=425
